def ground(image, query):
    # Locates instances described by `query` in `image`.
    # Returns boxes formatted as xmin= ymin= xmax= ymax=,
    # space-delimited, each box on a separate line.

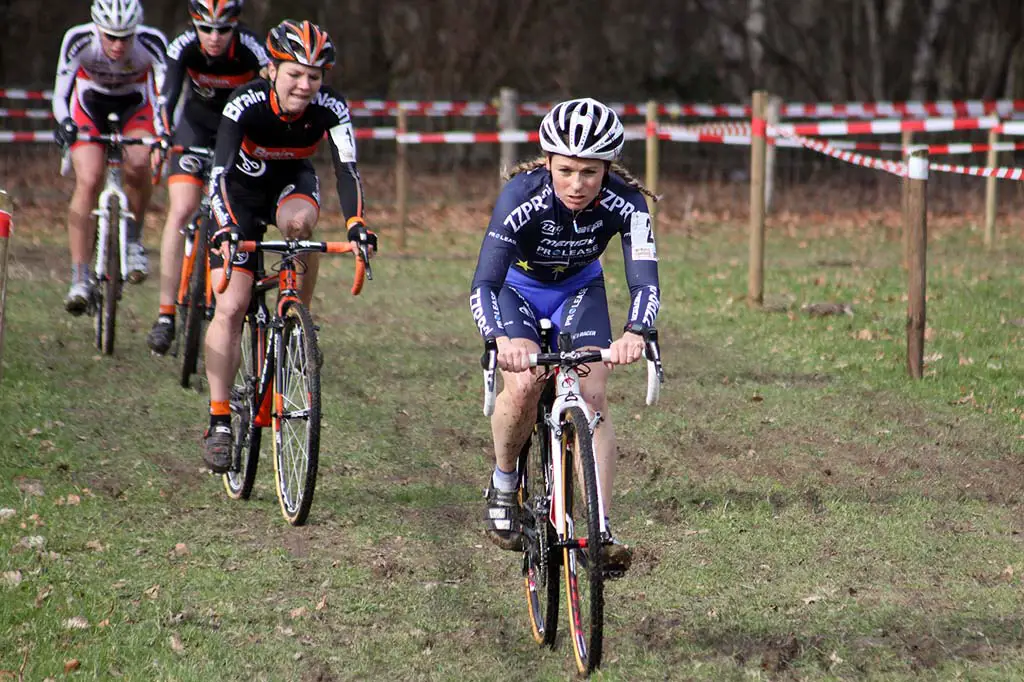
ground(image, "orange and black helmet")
xmin=188 ymin=0 xmax=242 ymax=26
xmin=266 ymin=20 xmax=335 ymax=70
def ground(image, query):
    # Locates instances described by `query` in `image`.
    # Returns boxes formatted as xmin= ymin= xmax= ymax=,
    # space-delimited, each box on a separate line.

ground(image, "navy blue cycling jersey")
xmin=470 ymin=166 xmax=660 ymax=339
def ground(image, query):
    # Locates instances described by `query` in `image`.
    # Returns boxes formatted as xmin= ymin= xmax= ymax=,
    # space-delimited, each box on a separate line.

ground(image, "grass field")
xmin=2 ymin=183 xmax=1024 ymax=680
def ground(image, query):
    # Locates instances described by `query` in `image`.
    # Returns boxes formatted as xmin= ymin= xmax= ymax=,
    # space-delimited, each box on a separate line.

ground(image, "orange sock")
xmin=210 ymin=400 xmax=230 ymax=417
xmin=159 ymin=304 xmax=175 ymax=316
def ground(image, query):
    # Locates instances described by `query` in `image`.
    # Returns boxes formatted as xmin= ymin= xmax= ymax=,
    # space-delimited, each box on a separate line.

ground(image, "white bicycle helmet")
xmin=539 ymin=98 xmax=624 ymax=161
xmin=92 ymin=0 xmax=143 ymax=37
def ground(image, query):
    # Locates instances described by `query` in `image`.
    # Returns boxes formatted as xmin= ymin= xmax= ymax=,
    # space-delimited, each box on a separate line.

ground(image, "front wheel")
xmin=94 ymin=204 xmax=120 ymax=356
xmin=272 ymin=300 xmax=321 ymax=526
xmin=561 ymin=405 xmax=605 ymax=675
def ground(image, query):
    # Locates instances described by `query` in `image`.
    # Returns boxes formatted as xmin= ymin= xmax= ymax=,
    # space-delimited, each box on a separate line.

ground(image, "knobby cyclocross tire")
xmin=179 ymin=217 xmax=207 ymax=388
xmin=561 ymin=405 xmax=605 ymax=675
xmin=95 ymin=203 xmax=120 ymax=356
xmin=224 ymin=313 xmax=262 ymax=500
xmin=519 ymin=425 xmax=560 ymax=647
xmin=272 ymin=300 xmax=321 ymax=526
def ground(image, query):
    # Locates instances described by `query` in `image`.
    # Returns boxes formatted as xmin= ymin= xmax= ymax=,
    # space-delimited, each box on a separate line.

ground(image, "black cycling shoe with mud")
xmin=202 ymin=424 xmax=233 ymax=473
xmin=484 ymin=485 xmax=524 ymax=551
xmin=146 ymin=317 xmax=174 ymax=355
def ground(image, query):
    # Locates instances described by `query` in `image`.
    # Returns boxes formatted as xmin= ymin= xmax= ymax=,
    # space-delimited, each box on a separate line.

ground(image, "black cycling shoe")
xmin=146 ymin=316 xmax=175 ymax=355
xmin=484 ymin=484 xmax=524 ymax=551
xmin=202 ymin=424 xmax=233 ymax=473
xmin=599 ymin=537 xmax=633 ymax=579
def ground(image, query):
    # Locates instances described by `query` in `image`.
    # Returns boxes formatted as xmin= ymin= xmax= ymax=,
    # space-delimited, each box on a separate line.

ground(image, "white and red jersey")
xmin=52 ymin=23 xmax=168 ymax=133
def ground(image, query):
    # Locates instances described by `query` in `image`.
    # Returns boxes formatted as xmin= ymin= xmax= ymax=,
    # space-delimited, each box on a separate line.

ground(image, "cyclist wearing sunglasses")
xmin=470 ymin=98 xmax=661 ymax=575
xmin=200 ymin=20 xmax=376 ymax=472
xmin=146 ymin=0 xmax=269 ymax=355
xmin=52 ymin=0 xmax=168 ymax=314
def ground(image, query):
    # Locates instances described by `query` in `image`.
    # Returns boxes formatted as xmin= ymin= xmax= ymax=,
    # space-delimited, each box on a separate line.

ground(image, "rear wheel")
xmin=562 ymin=406 xmax=604 ymax=675
xmin=224 ymin=313 xmax=262 ymax=500
xmin=179 ymin=217 xmax=207 ymax=388
xmin=272 ymin=300 xmax=321 ymax=526
xmin=520 ymin=423 xmax=560 ymax=647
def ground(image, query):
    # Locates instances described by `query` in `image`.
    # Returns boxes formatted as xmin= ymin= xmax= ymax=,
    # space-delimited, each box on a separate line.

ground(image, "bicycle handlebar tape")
xmin=0 ymin=189 xmax=12 ymax=382
xmin=351 ymin=252 xmax=366 ymax=296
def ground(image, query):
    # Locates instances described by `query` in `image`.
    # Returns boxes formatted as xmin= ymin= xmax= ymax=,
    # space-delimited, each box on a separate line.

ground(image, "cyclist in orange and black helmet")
xmin=200 ymin=19 xmax=376 ymax=473
xmin=146 ymin=0 xmax=269 ymax=355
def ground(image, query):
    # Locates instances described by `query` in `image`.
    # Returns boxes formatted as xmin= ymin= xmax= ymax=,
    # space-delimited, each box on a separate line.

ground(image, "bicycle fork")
xmin=92 ymin=167 xmax=133 ymax=285
xmin=546 ymin=410 xmax=611 ymax=548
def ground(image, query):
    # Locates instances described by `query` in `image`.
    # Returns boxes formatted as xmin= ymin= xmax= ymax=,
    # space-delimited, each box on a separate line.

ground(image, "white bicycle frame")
xmin=542 ymin=353 xmax=612 ymax=541
xmin=92 ymin=118 xmax=135 ymax=286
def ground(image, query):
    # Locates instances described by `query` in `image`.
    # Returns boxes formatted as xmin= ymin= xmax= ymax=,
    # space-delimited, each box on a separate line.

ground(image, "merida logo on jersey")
xmin=503 ymin=185 xmax=552 ymax=232
xmin=314 ymin=91 xmax=348 ymax=121
xmin=599 ymin=189 xmax=636 ymax=220
xmin=223 ymin=89 xmax=267 ymax=121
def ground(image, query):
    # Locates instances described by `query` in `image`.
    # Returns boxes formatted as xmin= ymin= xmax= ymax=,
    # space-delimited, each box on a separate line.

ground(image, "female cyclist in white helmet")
xmin=470 ymin=97 xmax=661 ymax=575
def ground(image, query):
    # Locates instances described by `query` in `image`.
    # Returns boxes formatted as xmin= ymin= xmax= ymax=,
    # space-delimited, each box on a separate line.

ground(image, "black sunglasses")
xmin=102 ymin=32 xmax=134 ymax=42
xmin=195 ymin=23 xmax=234 ymax=35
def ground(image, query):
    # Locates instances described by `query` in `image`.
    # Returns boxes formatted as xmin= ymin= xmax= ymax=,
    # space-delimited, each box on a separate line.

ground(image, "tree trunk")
xmin=910 ymin=0 xmax=953 ymax=99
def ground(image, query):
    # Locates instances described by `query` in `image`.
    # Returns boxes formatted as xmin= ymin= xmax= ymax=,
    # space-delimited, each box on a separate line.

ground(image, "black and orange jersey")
xmin=208 ymin=78 xmax=364 ymax=229
xmin=158 ymin=24 xmax=268 ymax=134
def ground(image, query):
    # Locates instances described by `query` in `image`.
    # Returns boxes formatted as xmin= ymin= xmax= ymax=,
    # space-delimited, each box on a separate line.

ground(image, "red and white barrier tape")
xmin=780 ymin=99 xmax=1024 ymax=119
xmin=0 ymin=128 xmax=399 ymax=143
xmin=2 ymin=88 xmax=1022 ymax=120
xmin=0 ymin=108 xmax=52 ymax=119
xmin=0 ymin=131 xmax=52 ymax=142
xmin=773 ymin=116 xmax=1001 ymax=137
xmin=777 ymin=132 xmax=907 ymax=176
xmin=0 ymin=89 xmax=52 ymax=100
xmin=927 ymin=162 xmax=1024 ymax=180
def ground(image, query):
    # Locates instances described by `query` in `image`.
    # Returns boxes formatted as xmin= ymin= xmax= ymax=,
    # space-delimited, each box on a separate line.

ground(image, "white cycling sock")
xmin=491 ymin=466 xmax=518 ymax=493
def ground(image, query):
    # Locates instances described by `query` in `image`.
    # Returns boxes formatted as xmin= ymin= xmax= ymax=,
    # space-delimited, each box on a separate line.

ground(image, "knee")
xmin=502 ymin=374 xmax=541 ymax=410
xmin=582 ymin=385 xmax=609 ymax=413
xmin=282 ymin=218 xmax=313 ymax=240
xmin=213 ymin=293 xmax=248 ymax=323
xmin=123 ymin=161 xmax=150 ymax=187
xmin=74 ymin=174 xmax=103 ymax=197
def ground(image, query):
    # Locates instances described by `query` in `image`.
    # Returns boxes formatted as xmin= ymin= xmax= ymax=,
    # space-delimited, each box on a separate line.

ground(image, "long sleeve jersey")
xmin=470 ymin=167 xmax=660 ymax=339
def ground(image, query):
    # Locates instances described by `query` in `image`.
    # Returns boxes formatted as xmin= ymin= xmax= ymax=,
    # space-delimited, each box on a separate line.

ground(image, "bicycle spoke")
xmin=272 ymin=302 xmax=321 ymax=526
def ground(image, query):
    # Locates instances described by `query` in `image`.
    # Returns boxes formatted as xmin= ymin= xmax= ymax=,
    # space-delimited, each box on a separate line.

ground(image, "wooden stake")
xmin=396 ymin=108 xmax=408 ymax=250
xmin=984 ymin=123 xmax=1000 ymax=249
xmin=747 ymin=90 xmax=767 ymax=307
xmin=498 ymin=87 xmax=518 ymax=182
xmin=0 ymin=190 xmax=12 ymax=383
xmin=905 ymin=148 xmax=928 ymax=380
xmin=645 ymin=99 xmax=659 ymax=230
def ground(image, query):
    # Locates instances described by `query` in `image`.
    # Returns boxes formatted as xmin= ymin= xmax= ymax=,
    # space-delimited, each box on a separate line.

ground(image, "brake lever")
xmin=358 ymin=243 xmax=374 ymax=281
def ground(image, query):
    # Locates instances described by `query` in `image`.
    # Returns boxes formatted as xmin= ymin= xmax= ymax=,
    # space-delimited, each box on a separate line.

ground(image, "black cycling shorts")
xmin=209 ymin=163 xmax=322 ymax=273
xmin=168 ymin=115 xmax=216 ymax=185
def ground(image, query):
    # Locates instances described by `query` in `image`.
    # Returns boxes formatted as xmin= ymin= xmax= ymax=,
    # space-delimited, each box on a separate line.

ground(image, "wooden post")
xmin=645 ymin=99 xmax=659 ymax=229
xmin=901 ymin=129 xmax=914 ymax=269
xmin=396 ymin=108 xmax=408 ymax=250
xmin=905 ymin=148 xmax=928 ymax=380
xmin=984 ymin=123 xmax=1000 ymax=249
xmin=764 ymin=94 xmax=781 ymax=213
xmin=499 ymin=87 xmax=518 ymax=180
xmin=747 ymin=90 xmax=768 ymax=307
xmin=0 ymin=190 xmax=11 ymax=382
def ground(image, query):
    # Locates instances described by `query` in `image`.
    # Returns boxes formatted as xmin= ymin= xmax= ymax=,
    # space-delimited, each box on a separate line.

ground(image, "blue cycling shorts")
xmin=497 ymin=260 xmax=613 ymax=350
